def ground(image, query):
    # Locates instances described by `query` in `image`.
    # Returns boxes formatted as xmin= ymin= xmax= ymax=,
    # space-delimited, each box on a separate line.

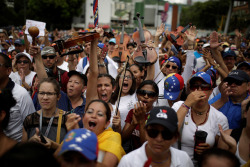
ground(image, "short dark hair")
xmin=200 ymin=148 xmax=240 ymax=167
xmin=98 ymin=74 xmax=115 ymax=88
xmin=0 ymin=53 xmax=12 ymax=68
xmin=0 ymin=89 xmax=16 ymax=129
xmin=85 ymin=99 xmax=111 ymax=122
xmin=127 ymin=42 xmax=135 ymax=48
xmin=137 ymin=80 xmax=159 ymax=96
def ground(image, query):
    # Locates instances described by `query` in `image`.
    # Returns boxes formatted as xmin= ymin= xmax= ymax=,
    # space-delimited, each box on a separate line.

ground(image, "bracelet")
xmin=182 ymin=103 xmax=190 ymax=110
xmin=98 ymin=63 xmax=106 ymax=67
xmin=214 ymin=64 xmax=220 ymax=70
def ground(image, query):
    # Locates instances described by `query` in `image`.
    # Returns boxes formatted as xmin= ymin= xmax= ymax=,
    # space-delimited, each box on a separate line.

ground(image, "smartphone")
xmin=40 ymin=134 xmax=47 ymax=144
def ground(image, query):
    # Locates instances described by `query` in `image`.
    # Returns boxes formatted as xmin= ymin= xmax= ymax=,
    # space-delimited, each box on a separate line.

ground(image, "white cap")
xmin=202 ymin=43 xmax=210 ymax=48
xmin=15 ymin=52 xmax=32 ymax=62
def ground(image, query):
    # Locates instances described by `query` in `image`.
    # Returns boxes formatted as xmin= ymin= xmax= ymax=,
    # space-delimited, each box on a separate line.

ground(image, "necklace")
xmin=192 ymin=106 xmax=210 ymax=116
xmin=191 ymin=106 xmax=210 ymax=126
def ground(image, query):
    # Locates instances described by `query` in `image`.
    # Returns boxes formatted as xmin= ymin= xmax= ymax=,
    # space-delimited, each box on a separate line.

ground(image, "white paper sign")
xmin=25 ymin=19 xmax=46 ymax=36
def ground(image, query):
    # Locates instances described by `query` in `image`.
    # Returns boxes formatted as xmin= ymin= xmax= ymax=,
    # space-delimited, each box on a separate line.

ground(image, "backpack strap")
xmin=56 ymin=110 xmax=64 ymax=144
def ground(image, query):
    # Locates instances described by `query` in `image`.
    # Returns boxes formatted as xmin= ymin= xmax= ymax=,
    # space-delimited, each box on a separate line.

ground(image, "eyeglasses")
xmin=136 ymin=89 xmax=157 ymax=98
xmin=166 ymin=64 xmax=178 ymax=70
xmin=146 ymin=128 xmax=174 ymax=140
xmin=190 ymin=84 xmax=211 ymax=91
xmin=226 ymin=79 xmax=245 ymax=86
xmin=38 ymin=91 xmax=57 ymax=97
xmin=42 ymin=55 xmax=56 ymax=59
xmin=197 ymin=44 xmax=203 ymax=47
xmin=119 ymin=75 xmax=132 ymax=80
xmin=16 ymin=60 xmax=29 ymax=64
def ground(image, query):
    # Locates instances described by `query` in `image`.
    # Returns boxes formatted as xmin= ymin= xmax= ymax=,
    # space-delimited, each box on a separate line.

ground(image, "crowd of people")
xmin=0 ymin=22 xmax=249 ymax=167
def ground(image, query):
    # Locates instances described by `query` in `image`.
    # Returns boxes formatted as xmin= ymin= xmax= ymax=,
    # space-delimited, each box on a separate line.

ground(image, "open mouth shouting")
xmin=88 ymin=121 xmax=97 ymax=131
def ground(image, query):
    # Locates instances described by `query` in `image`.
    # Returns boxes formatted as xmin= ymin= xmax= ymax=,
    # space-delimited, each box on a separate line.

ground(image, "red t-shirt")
xmin=125 ymin=109 xmax=149 ymax=150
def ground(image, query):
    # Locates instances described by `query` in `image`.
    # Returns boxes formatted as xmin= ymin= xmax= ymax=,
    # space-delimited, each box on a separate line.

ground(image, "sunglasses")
xmin=146 ymin=128 xmax=174 ymax=140
xmin=226 ymin=79 xmax=245 ymax=86
xmin=16 ymin=60 xmax=29 ymax=64
xmin=190 ymin=84 xmax=211 ymax=91
xmin=166 ymin=64 xmax=178 ymax=70
xmin=197 ymin=44 xmax=203 ymax=47
xmin=42 ymin=55 xmax=56 ymax=59
xmin=137 ymin=89 xmax=157 ymax=98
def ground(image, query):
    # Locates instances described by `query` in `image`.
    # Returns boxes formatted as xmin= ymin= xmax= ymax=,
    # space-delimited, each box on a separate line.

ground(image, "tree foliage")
xmin=26 ymin=0 xmax=85 ymax=30
xmin=0 ymin=0 xmax=84 ymax=30
xmin=180 ymin=0 xmax=229 ymax=30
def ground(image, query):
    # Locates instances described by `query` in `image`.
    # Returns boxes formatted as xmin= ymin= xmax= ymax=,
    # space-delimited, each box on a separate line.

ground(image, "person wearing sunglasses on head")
xmin=172 ymin=72 xmax=229 ymax=166
xmin=119 ymin=106 xmax=194 ymax=167
xmin=41 ymin=46 xmax=69 ymax=93
xmin=209 ymin=70 xmax=250 ymax=129
xmin=9 ymin=52 xmax=36 ymax=94
xmin=122 ymin=80 xmax=159 ymax=153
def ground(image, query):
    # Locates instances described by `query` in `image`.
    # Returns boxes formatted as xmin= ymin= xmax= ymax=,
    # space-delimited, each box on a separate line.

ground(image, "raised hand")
xmin=29 ymin=45 xmax=41 ymax=58
xmin=133 ymin=101 xmax=147 ymax=124
xmin=209 ymin=31 xmax=222 ymax=49
xmin=202 ymin=49 xmax=215 ymax=65
xmin=65 ymin=113 xmax=80 ymax=132
xmin=185 ymin=90 xmax=207 ymax=107
xmin=218 ymin=124 xmax=236 ymax=153
xmin=112 ymin=110 xmax=121 ymax=133
xmin=95 ymin=27 xmax=104 ymax=37
xmin=155 ymin=23 xmax=165 ymax=37
xmin=220 ymin=82 xmax=232 ymax=103
xmin=186 ymin=26 xmax=197 ymax=42
xmin=20 ymin=69 xmax=25 ymax=83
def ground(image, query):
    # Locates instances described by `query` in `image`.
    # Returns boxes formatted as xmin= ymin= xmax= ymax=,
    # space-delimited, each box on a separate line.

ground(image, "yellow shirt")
xmin=97 ymin=127 xmax=126 ymax=161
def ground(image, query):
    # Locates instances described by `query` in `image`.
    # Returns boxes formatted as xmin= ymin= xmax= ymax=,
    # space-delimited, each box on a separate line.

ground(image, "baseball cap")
xmin=202 ymin=43 xmax=210 ymax=48
xmin=14 ymin=39 xmax=24 ymax=45
xmin=97 ymin=43 xmax=105 ymax=49
xmin=222 ymin=50 xmax=236 ymax=58
xmin=68 ymin=70 xmax=88 ymax=86
xmin=221 ymin=42 xmax=229 ymax=47
xmin=145 ymin=106 xmax=178 ymax=133
xmin=15 ymin=52 xmax=32 ymax=62
xmin=166 ymin=56 xmax=181 ymax=70
xmin=109 ymin=38 xmax=116 ymax=44
xmin=189 ymin=72 xmax=212 ymax=86
xmin=164 ymin=73 xmax=184 ymax=100
xmin=224 ymin=70 xmax=250 ymax=82
xmin=59 ymin=129 xmax=98 ymax=161
xmin=41 ymin=46 xmax=56 ymax=56
xmin=237 ymin=61 xmax=250 ymax=70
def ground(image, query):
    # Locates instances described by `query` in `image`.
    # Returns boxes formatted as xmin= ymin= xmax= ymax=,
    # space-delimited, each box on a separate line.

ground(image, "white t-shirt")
xmin=76 ymin=57 xmax=89 ymax=74
xmin=4 ymin=82 xmax=35 ymax=142
xmin=171 ymin=101 xmax=229 ymax=161
xmin=9 ymin=71 xmax=36 ymax=87
xmin=57 ymin=61 xmax=69 ymax=72
xmin=107 ymin=104 xmax=116 ymax=129
xmin=154 ymin=77 xmax=169 ymax=107
xmin=116 ymin=93 xmax=137 ymax=130
xmin=118 ymin=141 xmax=194 ymax=167
xmin=106 ymin=55 xmax=118 ymax=80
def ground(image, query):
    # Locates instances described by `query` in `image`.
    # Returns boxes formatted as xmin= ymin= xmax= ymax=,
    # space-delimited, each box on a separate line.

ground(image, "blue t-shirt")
xmin=68 ymin=97 xmax=86 ymax=128
xmin=209 ymin=93 xmax=248 ymax=129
